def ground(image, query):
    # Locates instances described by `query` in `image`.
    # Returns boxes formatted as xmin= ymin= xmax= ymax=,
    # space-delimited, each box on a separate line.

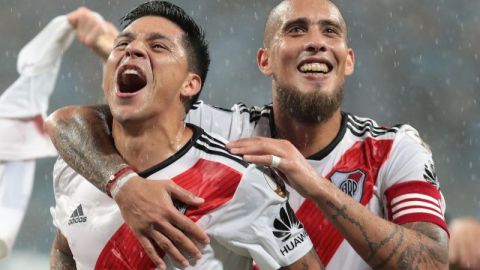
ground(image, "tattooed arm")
xmin=227 ymin=137 xmax=448 ymax=270
xmin=280 ymin=249 xmax=325 ymax=270
xmin=50 ymin=230 xmax=76 ymax=270
xmin=45 ymin=105 xmax=209 ymax=268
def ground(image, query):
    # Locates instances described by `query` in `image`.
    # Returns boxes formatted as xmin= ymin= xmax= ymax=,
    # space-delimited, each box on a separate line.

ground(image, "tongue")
xmin=119 ymin=73 xmax=146 ymax=93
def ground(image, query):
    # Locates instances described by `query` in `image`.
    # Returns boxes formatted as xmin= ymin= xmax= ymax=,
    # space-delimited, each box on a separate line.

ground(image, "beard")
xmin=275 ymin=77 xmax=344 ymax=125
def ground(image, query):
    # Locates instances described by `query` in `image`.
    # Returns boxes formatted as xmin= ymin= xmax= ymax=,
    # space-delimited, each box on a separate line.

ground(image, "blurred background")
xmin=0 ymin=0 xmax=478 ymax=268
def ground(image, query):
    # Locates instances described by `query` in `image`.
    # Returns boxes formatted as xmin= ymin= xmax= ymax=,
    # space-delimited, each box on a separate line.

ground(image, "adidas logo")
xmin=272 ymin=203 xmax=308 ymax=256
xmin=68 ymin=204 xmax=87 ymax=225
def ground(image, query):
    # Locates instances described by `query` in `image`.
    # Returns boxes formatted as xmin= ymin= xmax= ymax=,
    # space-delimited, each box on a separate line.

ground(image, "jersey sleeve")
xmin=186 ymin=101 xmax=256 ymax=141
xmin=379 ymin=125 xmax=448 ymax=233
xmin=50 ymin=157 xmax=77 ymax=231
xmin=209 ymin=166 xmax=313 ymax=269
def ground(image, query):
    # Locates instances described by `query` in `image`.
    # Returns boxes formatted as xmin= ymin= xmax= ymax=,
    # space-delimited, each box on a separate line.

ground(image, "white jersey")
xmin=186 ymin=102 xmax=448 ymax=270
xmin=51 ymin=124 xmax=313 ymax=270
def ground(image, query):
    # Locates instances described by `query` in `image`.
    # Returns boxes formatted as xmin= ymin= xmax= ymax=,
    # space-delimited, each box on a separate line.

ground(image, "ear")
xmin=344 ymin=48 xmax=355 ymax=76
xmin=180 ymin=73 xmax=202 ymax=98
xmin=257 ymin=48 xmax=273 ymax=76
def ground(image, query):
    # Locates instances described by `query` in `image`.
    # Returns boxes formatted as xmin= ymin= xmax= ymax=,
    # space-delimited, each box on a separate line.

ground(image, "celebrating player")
xmin=49 ymin=1 xmax=322 ymax=269
xmin=46 ymin=0 xmax=449 ymax=269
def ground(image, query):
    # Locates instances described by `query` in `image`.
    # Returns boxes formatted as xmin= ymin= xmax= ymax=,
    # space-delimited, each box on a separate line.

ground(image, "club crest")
xmin=331 ymin=169 xmax=366 ymax=202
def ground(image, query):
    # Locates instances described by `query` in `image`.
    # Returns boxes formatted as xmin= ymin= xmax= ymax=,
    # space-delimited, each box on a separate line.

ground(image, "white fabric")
xmin=51 ymin=127 xmax=313 ymax=269
xmin=186 ymin=102 xmax=447 ymax=270
xmin=0 ymin=15 xmax=75 ymax=258
xmin=0 ymin=15 xmax=75 ymax=160
xmin=0 ymin=161 xmax=35 ymax=259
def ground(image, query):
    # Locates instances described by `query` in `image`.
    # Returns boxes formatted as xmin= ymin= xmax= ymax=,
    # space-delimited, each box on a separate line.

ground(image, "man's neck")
xmin=273 ymin=104 xmax=342 ymax=158
xmin=112 ymin=116 xmax=193 ymax=172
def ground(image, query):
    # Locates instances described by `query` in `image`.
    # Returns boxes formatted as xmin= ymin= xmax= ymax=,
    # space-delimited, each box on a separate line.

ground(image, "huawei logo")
xmin=272 ymin=203 xmax=304 ymax=242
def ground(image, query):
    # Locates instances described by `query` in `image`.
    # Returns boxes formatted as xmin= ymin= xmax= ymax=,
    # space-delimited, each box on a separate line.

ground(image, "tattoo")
xmin=373 ymin=227 xmax=404 ymax=269
xmin=48 ymin=105 xmax=125 ymax=193
xmin=325 ymin=202 xmax=447 ymax=270
xmin=326 ymin=201 xmax=389 ymax=262
xmin=279 ymin=249 xmax=325 ymax=270
xmin=396 ymin=222 xmax=448 ymax=270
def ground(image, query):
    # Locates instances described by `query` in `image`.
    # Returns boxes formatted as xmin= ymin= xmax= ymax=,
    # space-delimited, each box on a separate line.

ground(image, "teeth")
xmin=123 ymin=69 xmax=139 ymax=75
xmin=299 ymin=63 xmax=329 ymax=73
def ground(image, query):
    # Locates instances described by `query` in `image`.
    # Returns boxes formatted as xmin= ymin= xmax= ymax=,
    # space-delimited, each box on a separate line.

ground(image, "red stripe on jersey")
xmin=296 ymin=138 xmax=393 ymax=265
xmin=96 ymin=158 xmax=242 ymax=268
xmin=171 ymin=158 xmax=243 ymax=222
xmin=384 ymin=180 xmax=448 ymax=233
xmin=95 ymin=224 xmax=157 ymax=270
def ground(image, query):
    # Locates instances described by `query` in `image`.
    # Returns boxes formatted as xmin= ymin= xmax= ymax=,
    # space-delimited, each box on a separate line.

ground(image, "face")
xmin=258 ymin=0 xmax=354 ymax=123
xmin=103 ymin=16 xmax=200 ymax=123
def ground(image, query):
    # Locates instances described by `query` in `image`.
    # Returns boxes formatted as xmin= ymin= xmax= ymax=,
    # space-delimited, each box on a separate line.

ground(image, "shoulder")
xmin=190 ymin=101 xmax=272 ymax=122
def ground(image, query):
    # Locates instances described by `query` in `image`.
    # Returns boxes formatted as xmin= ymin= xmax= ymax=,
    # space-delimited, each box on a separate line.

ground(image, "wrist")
xmin=106 ymin=165 xmax=137 ymax=198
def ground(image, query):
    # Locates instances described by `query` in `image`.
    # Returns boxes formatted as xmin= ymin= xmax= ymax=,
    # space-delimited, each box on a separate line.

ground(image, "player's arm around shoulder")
xmin=50 ymin=230 xmax=76 ymax=270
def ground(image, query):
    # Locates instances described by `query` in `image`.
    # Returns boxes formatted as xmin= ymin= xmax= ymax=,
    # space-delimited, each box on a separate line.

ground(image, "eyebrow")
xmin=282 ymin=17 xmax=345 ymax=33
xmin=115 ymin=31 xmax=174 ymax=44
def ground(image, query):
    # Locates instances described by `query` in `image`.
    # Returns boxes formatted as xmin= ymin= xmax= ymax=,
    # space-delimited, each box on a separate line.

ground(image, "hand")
xmin=67 ymin=7 xmax=118 ymax=61
xmin=449 ymin=218 xmax=480 ymax=270
xmin=227 ymin=137 xmax=324 ymax=199
xmin=114 ymin=176 xmax=209 ymax=270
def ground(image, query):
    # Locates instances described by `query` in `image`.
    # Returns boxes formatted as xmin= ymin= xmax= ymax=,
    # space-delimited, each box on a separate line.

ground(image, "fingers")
xmin=243 ymin=154 xmax=278 ymax=167
xmin=227 ymin=137 xmax=286 ymax=157
xmin=138 ymin=236 xmax=166 ymax=269
xmin=149 ymin=229 xmax=190 ymax=268
xmin=170 ymin=183 xmax=205 ymax=206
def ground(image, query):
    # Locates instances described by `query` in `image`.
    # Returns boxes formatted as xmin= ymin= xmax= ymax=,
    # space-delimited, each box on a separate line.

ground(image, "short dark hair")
xmin=120 ymin=1 xmax=210 ymax=112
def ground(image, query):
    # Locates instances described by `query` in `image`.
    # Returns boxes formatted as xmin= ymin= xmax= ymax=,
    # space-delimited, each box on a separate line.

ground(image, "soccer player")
xmin=49 ymin=2 xmax=322 ymax=269
xmin=46 ymin=0 xmax=449 ymax=269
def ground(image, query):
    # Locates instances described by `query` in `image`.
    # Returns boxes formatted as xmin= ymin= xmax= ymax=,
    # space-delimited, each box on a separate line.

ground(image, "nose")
xmin=304 ymin=32 xmax=327 ymax=53
xmin=125 ymin=40 xmax=147 ymax=59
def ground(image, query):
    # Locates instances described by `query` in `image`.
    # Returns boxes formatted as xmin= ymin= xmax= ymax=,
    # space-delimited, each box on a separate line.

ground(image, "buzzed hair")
xmin=263 ymin=0 xmax=348 ymax=48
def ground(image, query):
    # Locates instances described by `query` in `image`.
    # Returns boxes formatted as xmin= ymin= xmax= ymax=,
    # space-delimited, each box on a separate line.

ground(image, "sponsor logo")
xmin=331 ymin=169 xmax=366 ymax=202
xmin=273 ymin=203 xmax=308 ymax=256
xmin=68 ymin=204 xmax=87 ymax=225
xmin=424 ymin=161 xmax=440 ymax=189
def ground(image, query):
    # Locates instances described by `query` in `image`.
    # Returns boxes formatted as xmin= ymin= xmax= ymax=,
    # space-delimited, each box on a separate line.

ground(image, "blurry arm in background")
xmin=45 ymin=8 xmax=209 ymax=268
xmin=449 ymin=217 xmax=480 ymax=270
xmin=50 ymin=230 xmax=76 ymax=270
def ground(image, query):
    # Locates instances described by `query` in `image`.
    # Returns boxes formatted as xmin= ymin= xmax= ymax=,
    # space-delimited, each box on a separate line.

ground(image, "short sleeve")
xmin=379 ymin=126 xmax=448 ymax=233
xmin=209 ymin=166 xmax=313 ymax=269
xmin=50 ymin=157 xmax=78 ymax=231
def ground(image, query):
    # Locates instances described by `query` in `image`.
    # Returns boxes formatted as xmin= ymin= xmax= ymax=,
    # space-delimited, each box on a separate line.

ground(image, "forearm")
xmin=280 ymin=248 xmax=325 ymax=270
xmin=45 ymin=105 xmax=125 ymax=193
xmin=310 ymin=181 xmax=448 ymax=270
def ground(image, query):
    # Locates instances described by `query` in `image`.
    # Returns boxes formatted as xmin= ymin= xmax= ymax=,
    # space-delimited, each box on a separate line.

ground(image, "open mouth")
xmin=117 ymin=66 xmax=147 ymax=94
xmin=297 ymin=62 xmax=333 ymax=74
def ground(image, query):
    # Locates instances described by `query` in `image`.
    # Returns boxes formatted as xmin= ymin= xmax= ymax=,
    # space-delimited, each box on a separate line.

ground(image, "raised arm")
xmin=228 ymin=137 xmax=449 ymax=270
xmin=45 ymin=105 xmax=209 ymax=269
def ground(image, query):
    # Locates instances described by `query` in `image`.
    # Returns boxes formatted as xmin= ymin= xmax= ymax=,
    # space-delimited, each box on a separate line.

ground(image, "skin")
xmin=49 ymin=7 xmax=323 ymax=270
xmin=46 ymin=1 xmax=448 ymax=269
xmin=50 ymin=231 xmax=76 ymax=270
xmin=449 ymin=218 xmax=480 ymax=270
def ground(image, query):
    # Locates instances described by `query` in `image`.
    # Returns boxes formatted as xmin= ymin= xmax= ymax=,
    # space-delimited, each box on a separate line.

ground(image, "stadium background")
xmin=0 ymin=0 xmax=478 ymax=268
